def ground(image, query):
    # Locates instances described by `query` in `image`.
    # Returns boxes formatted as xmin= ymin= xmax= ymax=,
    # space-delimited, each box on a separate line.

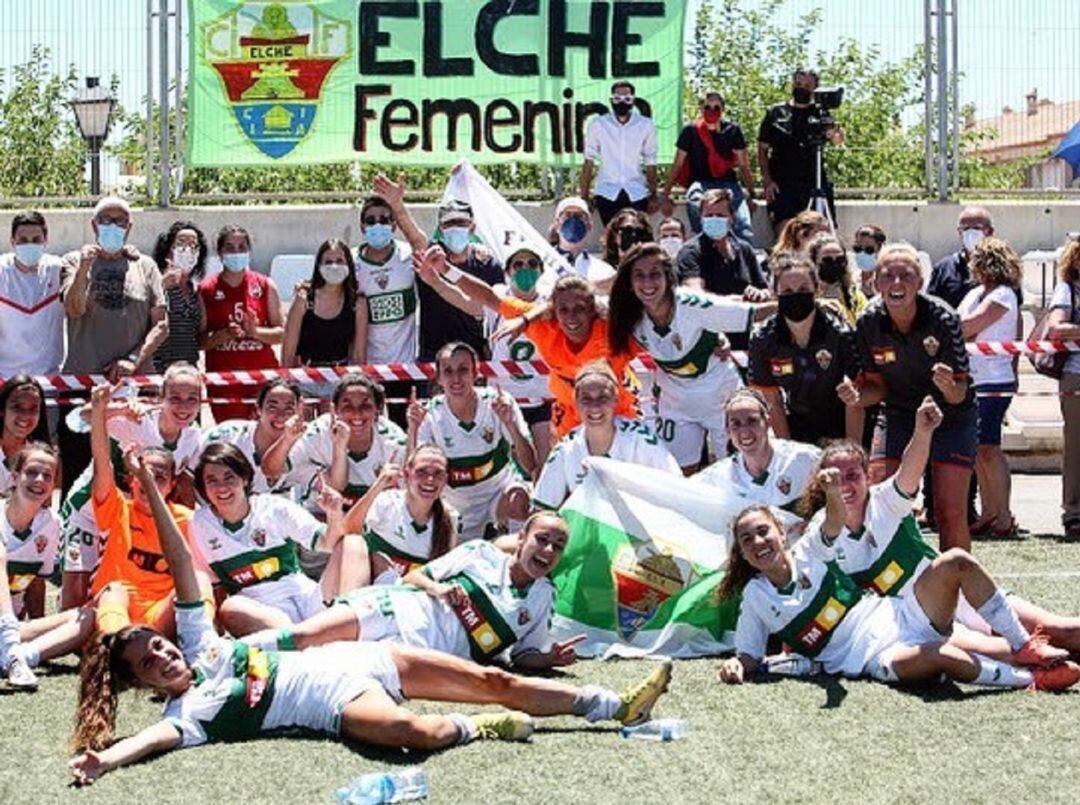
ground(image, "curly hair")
xmin=1060 ymin=239 xmax=1080 ymax=284
xmin=601 ymin=208 xmax=653 ymax=266
xmin=968 ymin=237 xmax=1021 ymax=289
xmin=799 ymin=439 xmax=868 ymax=519
xmin=152 ymin=220 xmax=209 ymax=282
xmin=71 ymin=627 xmax=156 ymax=752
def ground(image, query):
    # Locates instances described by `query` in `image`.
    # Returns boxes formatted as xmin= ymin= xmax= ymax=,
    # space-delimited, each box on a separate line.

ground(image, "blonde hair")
xmin=968 ymin=237 xmax=1021 ymax=289
xmin=773 ymin=210 xmax=829 ymax=254
xmin=876 ymin=242 xmax=924 ymax=282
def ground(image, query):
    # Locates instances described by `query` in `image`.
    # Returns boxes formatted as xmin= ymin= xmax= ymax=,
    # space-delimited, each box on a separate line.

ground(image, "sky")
xmin=4 ymin=0 xmax=1080 ymax=184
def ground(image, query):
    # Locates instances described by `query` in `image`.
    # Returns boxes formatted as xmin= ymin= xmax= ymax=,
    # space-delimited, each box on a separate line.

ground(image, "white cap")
xmin=92 ymin=196 xmax=131 ymax=219
xmin=555 ymin=196 xmax=589 ymax=217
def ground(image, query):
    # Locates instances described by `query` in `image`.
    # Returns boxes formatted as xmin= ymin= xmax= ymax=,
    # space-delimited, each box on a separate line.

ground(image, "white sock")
xmin=572 ymin=685 xmax=621 ymax=723
xmin=0 ymin=615 xmax=20 ymax=666
xmin=976 ymin=590 xmax=1030 ymax=651
xmin=973 ymin=654 xmax=1034 ymax=688
xmin=12 ymin=642 xmax=40 ymax=669
xmin=448 ymin=713 xmax=476 ymax=744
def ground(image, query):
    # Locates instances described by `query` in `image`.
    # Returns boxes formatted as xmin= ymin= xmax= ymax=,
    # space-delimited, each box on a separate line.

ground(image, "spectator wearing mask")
xmin=657 ymin=217 xmax=687 ymax=260
xmin=150 ymin=221 xmax=209 ymax=373
xmin=579 ymin=81 xmax=659 ymax=226
xmin=929 ymin=206 xmax=994 ymax=310
xmin=807 ymin=232 xmax=867 ymax=326
xmin=59 ymin=197 xmax=167 ymax=495
xmin=958 ymin=238 xmax=1022 ymax=538
xmin=600 ymin=209 xmax=654 ymax=268
xmin=677 ymin=189 xmax=770 ymax=309
xmin=852 ymin=223 xmax=887 ymax=298
xmin=419 ymin=199 xmax=503 ymax=361
xmin=1046 ymin=238 xmax=1080 ymax=538
xmin=662 ymin=92 xmax=756 ymax=242
xmin=551 ymin=196 xmax=616 ymax=291
xmin=0 ymin=210 xmax=64 ymax=379
xmin=199 ymin=225 xmax=283 ymax=423
xmin=757 ymin=68 xmax=844 ymax=234
xmin=282 ymin=238 xmax=367 ymax=369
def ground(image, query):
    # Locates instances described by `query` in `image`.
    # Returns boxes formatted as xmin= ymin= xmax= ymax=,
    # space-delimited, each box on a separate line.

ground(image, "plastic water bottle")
xmin=334 ymin=767 xmax=429 ymax=804
xmin=619 ymin=718 xmax=688 ymax=742
xmin=763 ymin=653 xmax=823 ymax=678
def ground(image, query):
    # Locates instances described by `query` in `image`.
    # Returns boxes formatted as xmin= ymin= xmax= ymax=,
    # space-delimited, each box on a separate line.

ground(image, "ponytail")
xmin=71 ymin=627 xmax=151 ymax=752
xmin=429 ymin=497 xmax=457 ymax=559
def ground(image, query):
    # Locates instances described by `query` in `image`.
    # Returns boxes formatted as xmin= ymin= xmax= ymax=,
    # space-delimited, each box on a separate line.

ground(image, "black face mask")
xmin=793 ymin=86 xmax=813 ymax=105
xmin=618 ymin=228 xmax=649 ymax=253
xmin=611 ymin=101 xmax=633 ymax=118
xmin=778 ymin=291 xmax=816 ymax=322
xmin=817 ymin=255 xmax=847 ymax=285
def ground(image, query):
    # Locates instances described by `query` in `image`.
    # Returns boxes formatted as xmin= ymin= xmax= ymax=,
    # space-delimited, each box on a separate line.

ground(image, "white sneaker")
xmin=7 ymin=655 xmax=38 ymax=690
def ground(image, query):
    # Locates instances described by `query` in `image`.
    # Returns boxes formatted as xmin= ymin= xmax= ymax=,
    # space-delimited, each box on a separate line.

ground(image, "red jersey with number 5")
xmin=199 ymin=271 xmax=279 ymax=372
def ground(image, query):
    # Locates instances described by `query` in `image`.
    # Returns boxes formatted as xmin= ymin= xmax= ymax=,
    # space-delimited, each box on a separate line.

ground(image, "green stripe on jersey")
xmin=365 ymin=531 xmax=429 ymax=575
xmin=776 ymin=562 xmax=865 ymax=659
xmin=209 ymin=543 xmax=301 ymax=593
xmin=200 ymin=642 xmax=279 ymax=743
xmin=848 ymin=516 xmax=937 ymax=597
xmin=447 ymin=573 xmax=519 ymax=662
xmin=652 ymin=331 xmax=719 ymax=379
xmin=446 ymin=438 xmax=511 ymax=487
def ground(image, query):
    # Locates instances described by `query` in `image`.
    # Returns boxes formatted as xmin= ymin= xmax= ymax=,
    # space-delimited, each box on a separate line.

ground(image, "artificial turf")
xmin=3 ymin=531 xmax=1080 ymax=804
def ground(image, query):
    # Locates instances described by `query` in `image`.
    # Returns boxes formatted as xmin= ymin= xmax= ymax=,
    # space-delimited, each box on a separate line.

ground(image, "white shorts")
xmin=654 ymin=412 xmax=727 ymax=468
xmin=242 ymin=574 xmax=326 ymax=623
xmin=265 ymin=641 xmax=404 ymax=737
xmin=60 ymin=496 xmax=105 ymax=575
xmin=344 ymin=586 xmax=468 ymax=658
xmin=446 ymin=473 xmax=532 ymax=542
xmin=865 ymin=594 xmax=950 ymax=682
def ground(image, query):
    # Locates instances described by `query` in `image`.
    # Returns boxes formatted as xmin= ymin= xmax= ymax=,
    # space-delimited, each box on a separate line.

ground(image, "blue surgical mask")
xmin=854 ymin=251 xmax=877 ymax=272
xmin=441 ymin=226 xmax=471 ymax=254
xmin=222 ymin=252 xmax=250 ymax=273
xmin=14 ymin=243 xmax=45 ymax=267
xmin=560 ymin=216 xmax=588 ymax=245
xmin=364 ymin=223 xmax=393 ymax=250
xmin=96 ymin=223 xmax=126 ymax=253
xmin=701 ymin=216 xmax=729 ymax=240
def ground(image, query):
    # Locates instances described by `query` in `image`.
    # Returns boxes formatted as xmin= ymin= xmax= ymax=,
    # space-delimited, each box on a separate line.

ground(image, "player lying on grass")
xmin=191 ymin=443 xmax=366 ymax=637
xmin=242 ymin=512 xmax=585 ymax=670
xmin=67 ymin=454 xmax=672 ymax=785
xmin=0 ymin=443 xmax=96 ymax=689
xmin=802 ymin=396 xmax=1080 ymax=658
xmin=715 ymin=496 xmax=1079 ymax=690
xmin=532 ymin=361 xmax=680 ymax=511
xmin=336 ymin=443 xmax=458 ymax=587
xmin=406 ymin=341 xmax=536 ymax=541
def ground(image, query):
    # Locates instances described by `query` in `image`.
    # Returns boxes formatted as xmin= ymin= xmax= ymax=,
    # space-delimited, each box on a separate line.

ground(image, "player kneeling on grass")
xmin=191 ymin=443 xmax=367 ymax=637
xmin=67 ymin=456 xmax=672 ymax=786
xmin=801 ymin=395 xmax=1080 ymax=659
xmin=0 ymin=443 xmax=96 ymax=689
xmin=533 ymin=361 xmax=680 ymax=511
xmin=337 ymin=443 xmax=458 ymax=587
xmin=244 ymin=513 xmax=584 ymax=671
xmin=407 ymin=342 xmax=536 ymax=541
xmin=715 ymin=496 xmax=1080 ymax=691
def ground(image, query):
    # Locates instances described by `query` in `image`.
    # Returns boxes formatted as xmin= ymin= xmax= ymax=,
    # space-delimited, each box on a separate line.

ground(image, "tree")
xmin=0 ymin=46 xmax=87 ymax=197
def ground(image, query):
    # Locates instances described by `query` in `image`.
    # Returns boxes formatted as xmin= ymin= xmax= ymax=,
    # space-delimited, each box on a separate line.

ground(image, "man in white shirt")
xmin=579 ymin=81 xmax=660 ymax=226
xmin=0 ymin=210 xmax=64 ymax=377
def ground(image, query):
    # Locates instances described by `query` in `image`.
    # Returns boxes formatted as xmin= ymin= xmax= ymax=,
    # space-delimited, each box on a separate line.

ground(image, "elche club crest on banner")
xmin=201 ymin=1 xmax=352 ymax=159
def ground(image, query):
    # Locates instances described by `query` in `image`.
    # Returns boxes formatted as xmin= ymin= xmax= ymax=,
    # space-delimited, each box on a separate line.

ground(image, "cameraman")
xmin=757 ymin=68 xmax=844 ymax=235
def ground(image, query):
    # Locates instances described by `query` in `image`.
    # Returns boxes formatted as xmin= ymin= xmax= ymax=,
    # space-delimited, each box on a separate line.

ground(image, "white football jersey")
xmin=203 ymin=419 xmax=284 ymax=495
xmin=695 ymin=438 xmax=821 ymax=512
xmin=353 ymin=240 xmax=418 ymax=363
xmin=483 ymin=285 xmax=551 ymax=408
xmin=1 ymin=500 xmax=60 ymax=616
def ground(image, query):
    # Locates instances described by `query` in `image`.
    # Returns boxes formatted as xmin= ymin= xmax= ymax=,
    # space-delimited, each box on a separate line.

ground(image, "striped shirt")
xmin=154 ymin=281 xmax=202 ymax=371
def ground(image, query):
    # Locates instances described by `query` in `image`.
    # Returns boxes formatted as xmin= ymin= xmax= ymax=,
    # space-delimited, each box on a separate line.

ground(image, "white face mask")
xmin=171 ymin=245 xmax=198 ymax=271
xmin=961 ymin=227 xmax=985 ymax=253
xmin=659 ymin=236 xmax=683 ymax=259
xmin=320 ymin=262 xmax=350 ymax=285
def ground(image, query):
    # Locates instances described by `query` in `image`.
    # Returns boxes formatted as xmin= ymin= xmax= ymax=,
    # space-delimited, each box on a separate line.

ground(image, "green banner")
xmin=187 ymin=0 xmax=685 ymax=167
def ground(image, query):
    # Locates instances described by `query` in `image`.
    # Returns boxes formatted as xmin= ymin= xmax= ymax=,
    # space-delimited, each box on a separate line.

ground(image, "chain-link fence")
xmin=3 ymin=0 xmax=1079 ymax=205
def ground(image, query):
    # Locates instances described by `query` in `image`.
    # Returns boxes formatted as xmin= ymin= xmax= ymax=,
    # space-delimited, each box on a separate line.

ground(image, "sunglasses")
xmin=611 ymin=94 xmax=634 ymax=103
xmin=510 ymin=258 xmax=541 ymax=271
xmin=703 ymin=104 xmax=723 ymax=112
xmin=97 ymin=215 xmax=129 ymax=226
xmin=363 ymin=215 xmax=392 ymax=225
xmin=852 ymin=245 xmax=878 ymax=254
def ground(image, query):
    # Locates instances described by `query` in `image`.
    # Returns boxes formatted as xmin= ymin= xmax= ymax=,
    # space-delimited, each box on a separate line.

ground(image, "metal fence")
xmin=2 ymin=0 xmax=1080 ymax=205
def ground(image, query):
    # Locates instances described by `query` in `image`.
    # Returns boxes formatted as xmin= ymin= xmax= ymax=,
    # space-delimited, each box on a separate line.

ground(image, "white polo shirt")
xmin=583 ymin=111 xmax=659 ymax=202
xmin=0 ymin=252 xmax=64 ymax=375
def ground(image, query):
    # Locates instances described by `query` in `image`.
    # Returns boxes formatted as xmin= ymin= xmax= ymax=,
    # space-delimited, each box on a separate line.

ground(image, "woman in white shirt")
xmin=957 ymin=238 xmax=1022 ymax=537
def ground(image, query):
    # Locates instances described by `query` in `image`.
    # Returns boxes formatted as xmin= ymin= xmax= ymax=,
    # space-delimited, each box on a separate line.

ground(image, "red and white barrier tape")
xmin=13 ymin=340 xmax=1080 ymax=393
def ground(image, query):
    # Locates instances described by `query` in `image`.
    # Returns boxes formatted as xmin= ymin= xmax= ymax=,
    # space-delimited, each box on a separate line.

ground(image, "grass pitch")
xmin=3 ymin=530 xmax=1080 ymax=805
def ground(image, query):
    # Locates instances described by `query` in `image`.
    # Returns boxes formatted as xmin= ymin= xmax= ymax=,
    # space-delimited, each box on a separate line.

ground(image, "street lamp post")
xmin=70 ymin=77 xmax=116 ymax=196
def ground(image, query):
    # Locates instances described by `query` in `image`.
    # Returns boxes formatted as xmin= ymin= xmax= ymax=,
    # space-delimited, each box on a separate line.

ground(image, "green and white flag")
xmin=551 ymin=458 xmax=749 ymax=659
